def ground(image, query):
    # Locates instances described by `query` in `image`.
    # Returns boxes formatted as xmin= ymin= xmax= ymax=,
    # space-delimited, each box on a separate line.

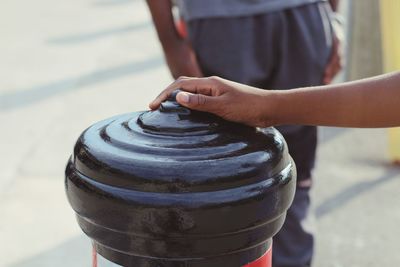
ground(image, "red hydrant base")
xmin=93 ymin=244 xmax=272 ymax=267
xmin=242 ymin=245 xmax=272 ymax=267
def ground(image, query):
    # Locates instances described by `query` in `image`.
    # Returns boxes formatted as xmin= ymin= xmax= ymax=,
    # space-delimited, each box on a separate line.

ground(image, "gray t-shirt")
xmin=176 ymin=0 xmax=327 ymax=21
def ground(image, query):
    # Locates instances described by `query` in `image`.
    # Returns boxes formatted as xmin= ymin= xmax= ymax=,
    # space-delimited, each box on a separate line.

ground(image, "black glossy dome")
xmin=65 ymin=91 xmax=296 ymax=267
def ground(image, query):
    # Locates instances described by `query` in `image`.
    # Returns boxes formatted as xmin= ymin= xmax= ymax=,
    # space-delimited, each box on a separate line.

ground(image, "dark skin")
xmin=324 ymin=0 xmax=343 ymax=84
xmin=329 ymin=0 xmax=340 ymax=11
xmin=146 ymin=0 xmax=342 ymax=83
xmin=146 ymin=0 xmax=202 ymax=79
xmin=150 ymin=72 xmax=400 ymax=129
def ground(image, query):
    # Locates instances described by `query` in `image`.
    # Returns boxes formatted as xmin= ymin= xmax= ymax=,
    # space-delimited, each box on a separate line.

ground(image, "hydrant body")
xmin=66 ymin=94 xmax=296 ymax=267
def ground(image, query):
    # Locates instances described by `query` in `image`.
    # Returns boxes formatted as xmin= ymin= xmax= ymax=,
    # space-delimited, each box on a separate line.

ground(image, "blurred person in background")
xmin=146 ymin=0 xmax=343 ymax=266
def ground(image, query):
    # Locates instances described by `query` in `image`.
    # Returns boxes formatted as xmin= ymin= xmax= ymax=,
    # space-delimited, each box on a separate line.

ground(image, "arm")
xmin=276 ymin=72 xmax=400 ymax=128
xmin=146 ymin=0 xmax=202 ymax=79
xmin=149 ymin=72 xmax=400 ymax=128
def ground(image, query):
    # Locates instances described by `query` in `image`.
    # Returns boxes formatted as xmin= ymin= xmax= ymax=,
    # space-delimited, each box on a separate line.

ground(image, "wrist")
xmin=258 ymin=90 xmax=282 ymax=127
xmin=267 ymin=90 xmax=298 ymax=127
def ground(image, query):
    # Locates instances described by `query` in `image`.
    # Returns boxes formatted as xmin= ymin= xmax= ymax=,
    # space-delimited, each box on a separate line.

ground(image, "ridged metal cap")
xmin=65 ymin=90 xmax=296 ymax=267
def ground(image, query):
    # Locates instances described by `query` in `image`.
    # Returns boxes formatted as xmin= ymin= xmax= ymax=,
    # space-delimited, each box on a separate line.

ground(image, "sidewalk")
xmin=1 ymin=1 xmax=399 ymax=266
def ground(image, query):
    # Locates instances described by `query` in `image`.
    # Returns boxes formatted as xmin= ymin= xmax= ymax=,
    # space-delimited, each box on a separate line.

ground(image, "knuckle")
xmin=191 ymin=95 xmax=206 ymax=107
xmin=198 ymin=95 xmax=207 ymax=106
xmin=176 ymin=76 xmax=186 ymax=82
xmin=175 ymin=77 xmax=191 ymax=88
xmin=208 ymin=76 xmax=220 ymax=82
xmin=174 ymin=79 xmax=185 ymax=88
xmin=178 ymin=76 xmax=189 ymax=80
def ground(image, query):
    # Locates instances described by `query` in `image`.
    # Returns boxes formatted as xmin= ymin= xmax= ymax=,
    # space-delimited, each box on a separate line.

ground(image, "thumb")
xmin=176 ymin=92 xmax=217 ymax=113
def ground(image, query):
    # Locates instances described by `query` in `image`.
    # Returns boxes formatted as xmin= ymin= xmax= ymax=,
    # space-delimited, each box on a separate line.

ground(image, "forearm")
xmin=272 ymin=72 xmax=400 ymax=128
xmin=146 ymin=0 xmax=181 ymax=51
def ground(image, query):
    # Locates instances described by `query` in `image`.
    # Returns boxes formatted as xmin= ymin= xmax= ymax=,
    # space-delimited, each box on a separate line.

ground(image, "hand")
xmin=323 ymin=20 xmax=344 ymax=85
xmin=323 ymin=34 xmax=343 ymax=84
xmin=149 ymin=76 xmax=277 ymax=127
xmin=164 ymin=40 xmax=203 ymax=79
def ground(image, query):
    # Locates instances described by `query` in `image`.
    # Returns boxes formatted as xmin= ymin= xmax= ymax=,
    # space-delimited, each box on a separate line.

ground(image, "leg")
xmin=272 ymin=187 xmax=314 ymax=267
xmin=271 ymin=3 xmax=334 ymax=266
xmin=272 ymin=127 xmax=317 ymax=267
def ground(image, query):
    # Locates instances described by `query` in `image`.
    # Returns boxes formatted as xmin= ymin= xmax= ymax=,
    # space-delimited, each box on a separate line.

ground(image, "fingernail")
xmin=178 ymin=92 xmax=189 ymax=103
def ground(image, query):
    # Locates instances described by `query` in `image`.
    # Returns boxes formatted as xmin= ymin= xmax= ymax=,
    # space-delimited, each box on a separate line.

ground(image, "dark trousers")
xmin=186 ymin=2 xmax=334 ymax=266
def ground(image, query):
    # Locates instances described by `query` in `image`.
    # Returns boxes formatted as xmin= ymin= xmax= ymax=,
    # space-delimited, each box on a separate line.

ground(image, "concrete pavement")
xmin=1 ymin=0 xmax=399 ymax=266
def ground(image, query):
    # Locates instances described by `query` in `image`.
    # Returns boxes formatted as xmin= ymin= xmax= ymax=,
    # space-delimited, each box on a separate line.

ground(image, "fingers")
xmin=323 ymin=53 xmax=341 ymax=84
xmin=176 ymin=91 xmax=219 ymax=112
xmin=149 ymin=76 xmax=221 ymax=110
xmin=149 ymin=76 xmax=189 ymax=110
xmin=323 ymin=37 xmax=343 ymax=85
xmin=325 ymin=55 xmax=342 ymax=84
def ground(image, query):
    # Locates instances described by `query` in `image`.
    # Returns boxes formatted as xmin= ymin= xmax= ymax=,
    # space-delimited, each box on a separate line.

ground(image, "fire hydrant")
xmin=65 ymin=91 xmax=296 ymax=267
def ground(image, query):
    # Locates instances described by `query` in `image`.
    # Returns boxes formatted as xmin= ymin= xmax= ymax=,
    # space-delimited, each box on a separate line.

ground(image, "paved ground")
xmin=1 ymin=0 xmax=399 ymax=266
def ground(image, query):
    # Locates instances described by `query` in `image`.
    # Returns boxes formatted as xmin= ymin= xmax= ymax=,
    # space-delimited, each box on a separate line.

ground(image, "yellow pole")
xmin=380 ymin=0 xmax=400 ymax=163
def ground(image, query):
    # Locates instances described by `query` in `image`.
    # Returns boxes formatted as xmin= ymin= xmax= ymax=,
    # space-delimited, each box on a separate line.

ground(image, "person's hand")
xmin=149 ymin=76 xmax=277 ymax=127
xmin=323 ymin=34 xmax=343 ymax=85
xmin=323 ymin=16 xmax=345 ymax=85
xmin=164 ymin=40 xmax=203 ymax=79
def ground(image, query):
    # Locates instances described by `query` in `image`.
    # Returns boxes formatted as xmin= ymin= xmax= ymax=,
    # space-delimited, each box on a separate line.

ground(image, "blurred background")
xmin=1 ymin=0 xmax=399 ymax=266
